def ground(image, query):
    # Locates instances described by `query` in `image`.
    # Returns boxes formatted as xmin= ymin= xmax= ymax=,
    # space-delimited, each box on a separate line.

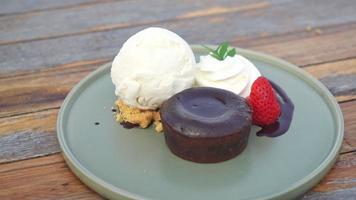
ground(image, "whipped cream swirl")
xmin=195 ymin=55 xmax=261 ymax=98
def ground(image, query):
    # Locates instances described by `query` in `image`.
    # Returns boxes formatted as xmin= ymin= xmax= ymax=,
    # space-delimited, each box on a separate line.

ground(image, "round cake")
xmin=160 ymin=87 xmax=252 ymax=163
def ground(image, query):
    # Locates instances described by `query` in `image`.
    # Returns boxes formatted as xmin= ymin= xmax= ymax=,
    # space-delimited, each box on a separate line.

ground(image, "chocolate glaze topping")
xmin=256 ymin=80 xmax=294 ymax=137
xmin=160 ymin=87 xmax=252 ymax=163
xmin=161 ymin=87 xmax=252 ymax=138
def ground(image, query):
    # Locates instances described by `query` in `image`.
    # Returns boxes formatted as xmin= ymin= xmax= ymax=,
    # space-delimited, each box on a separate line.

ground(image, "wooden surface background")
xmin=0 ymin=0 xmax=355 ymax=199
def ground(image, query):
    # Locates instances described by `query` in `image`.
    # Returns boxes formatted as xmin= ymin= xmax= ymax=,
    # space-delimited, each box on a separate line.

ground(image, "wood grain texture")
xmin=303 ymin=152 xmax=356 ymax=199
xmin=0 ymin=0 xmax=114 ymax=16
xmin=1 ymin=0 xmax=356 ymax=73
xmin=304 ymin=187 xmax=356 ymax=200
xmin=0 ymin=108 xmax=56 ymax=138
xmin=339 ymin=101 xmax=356 ymax=154
xmin=0 ymin=59 xmax=107 ymax=117
xmin=244 ymin=26 xmax=356 ymax=68
xmin=0 ymin=109 xmax=59 ymax=163
xmin=2 ymin=0 xmax=356 ymax=45
xmin=0 ymin=152 xmax=63 ymax=174
xmin=312 ymin=152 xmax=356 ymax=193
xmin=304 ymin=58 xmax=356 ymax=102
xmin=0 ymin=154 xmax=103 ymax=200
xmin=0 ymin=0 xmax=264 ymax=45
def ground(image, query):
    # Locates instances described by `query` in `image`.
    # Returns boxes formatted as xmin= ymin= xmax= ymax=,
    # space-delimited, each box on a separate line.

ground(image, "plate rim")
xmin=57 ymin=45 xmax=344 ymax=200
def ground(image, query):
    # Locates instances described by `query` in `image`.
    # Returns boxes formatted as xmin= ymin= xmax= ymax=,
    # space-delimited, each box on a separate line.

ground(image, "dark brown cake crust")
xmin=160 ymin=87 xmax=252 ymax=163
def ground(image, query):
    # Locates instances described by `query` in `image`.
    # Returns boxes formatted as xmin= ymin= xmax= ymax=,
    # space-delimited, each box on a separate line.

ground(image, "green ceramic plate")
xmin=57 ymin=46 xmax=344 ymax=200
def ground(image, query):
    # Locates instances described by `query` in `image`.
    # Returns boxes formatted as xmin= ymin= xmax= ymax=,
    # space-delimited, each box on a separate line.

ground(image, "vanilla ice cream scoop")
xmin=196 ymin=54 xmax=260 ymax=98
xmin=111 ymin=27 xmax=196 ymax=110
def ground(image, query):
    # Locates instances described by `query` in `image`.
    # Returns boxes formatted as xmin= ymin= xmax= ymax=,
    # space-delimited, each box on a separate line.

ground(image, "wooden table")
xmin=0 ymin=0 xmax=355 ymax=199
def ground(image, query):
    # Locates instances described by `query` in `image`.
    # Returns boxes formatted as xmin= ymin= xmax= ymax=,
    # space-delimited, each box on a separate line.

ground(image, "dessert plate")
xmin=57 ymin=46 xmax=344 ymax=200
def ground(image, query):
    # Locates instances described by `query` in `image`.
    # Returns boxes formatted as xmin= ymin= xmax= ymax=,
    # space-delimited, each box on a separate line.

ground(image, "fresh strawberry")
xmin=248 ymin=76 xmax=281 ymax=125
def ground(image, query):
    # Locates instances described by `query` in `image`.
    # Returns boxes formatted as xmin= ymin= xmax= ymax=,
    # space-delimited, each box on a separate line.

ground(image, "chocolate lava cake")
xmin=160 ymin=87 xmax=252 ymax=163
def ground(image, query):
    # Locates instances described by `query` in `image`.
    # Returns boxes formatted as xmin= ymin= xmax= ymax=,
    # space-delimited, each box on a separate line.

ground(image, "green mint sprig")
xmin=202 ymin=42 xmax=236 ymax=61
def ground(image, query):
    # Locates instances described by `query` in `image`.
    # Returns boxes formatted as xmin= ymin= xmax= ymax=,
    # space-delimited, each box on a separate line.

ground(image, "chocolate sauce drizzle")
xmin=256 ymin=80 xmax=294 ymax=137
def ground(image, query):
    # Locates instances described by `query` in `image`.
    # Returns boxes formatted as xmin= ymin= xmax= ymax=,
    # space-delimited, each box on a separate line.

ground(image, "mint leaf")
xmin=227 ymin=48 xmax=236 ymax=57
xmin=202 ymin=42 xmax=236 ymax=61
xmin=217 ymin=42 xmax=228 ymax=58
xmin=210 ymin=52 xmax=221 ymax=60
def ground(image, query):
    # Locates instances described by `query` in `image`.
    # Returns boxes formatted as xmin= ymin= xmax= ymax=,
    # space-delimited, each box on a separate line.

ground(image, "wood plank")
xmin=0 ymin=108 xmax=56 ymax=138
xmin=247 ymin=27 xmax=356 ymax=69
xmin=303 ymin=187 xmax=356 ymax=200
xmin=0 ymin=153 xmax=62 ymax=174
xmin=0 ymin=0 xmax=111 ymax=16
xmin=1 ymin=0 xmax=356 ymax=73
xmin=0 ymin=59 xmax=107 ymax=118
xmin=311 ymin=152 xmax=356 ymax=193
xmin=0 ymin=109 xmax=59 ymax=163
xmin=2 ymin=0 xmax=356 ymax=46
xmin=0 ymin=154 xmax=103 ymax=200
xmin=0 ymin=0 xmax=264 ymax=45
xmin=339 ymin=101 xmax=356 ymax=154
xmin=0 ymin=151 xmax=355 ymax=199
xmin=230 ymin=22 xmax=355 ymax=48
xmin=303 ymin=152 xmax=356 ymax=199
xmin=304 ymin=58 xmax=356 ymax=102
xmin=0 ymin=130 xmax=58 ymax=163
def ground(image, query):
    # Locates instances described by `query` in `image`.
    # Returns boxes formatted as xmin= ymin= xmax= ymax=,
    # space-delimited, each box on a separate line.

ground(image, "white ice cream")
xmin=195 ymin=54 xmax=260 ymax=98
xmin=111 ymin=27 xmax=196 ymax=110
